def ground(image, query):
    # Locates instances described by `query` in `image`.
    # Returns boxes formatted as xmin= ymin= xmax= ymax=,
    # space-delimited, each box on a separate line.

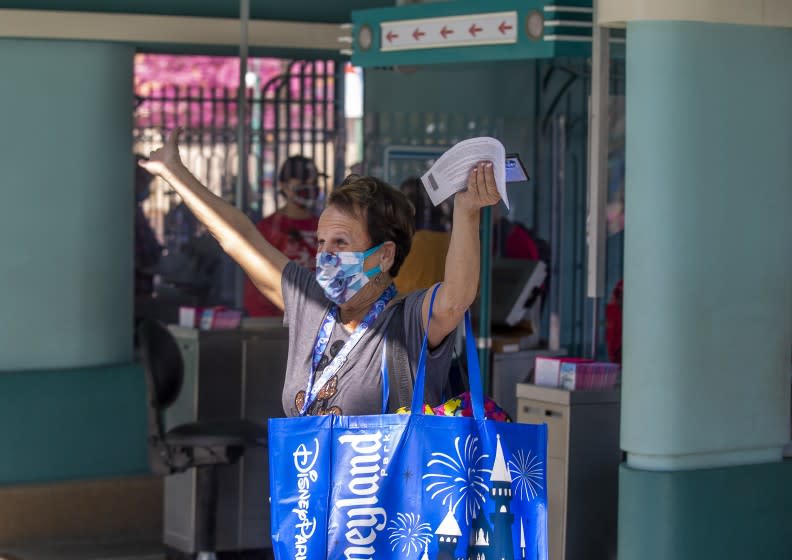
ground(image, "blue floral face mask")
xmin=315 ymin=243 xmax=384 ymax=305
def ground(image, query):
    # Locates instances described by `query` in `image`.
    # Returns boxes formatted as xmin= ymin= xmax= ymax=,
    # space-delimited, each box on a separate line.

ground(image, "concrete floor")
xmin=0 ymin=537 xmax=165 ymax=560
xmin=0 ymin=538 xmax=274 ymax=560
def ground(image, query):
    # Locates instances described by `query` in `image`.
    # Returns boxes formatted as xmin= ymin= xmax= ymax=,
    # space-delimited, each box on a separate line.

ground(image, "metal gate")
xmin=133 ymin=58 xmax=344 ymax=310
xmin=133 ymin=58 xmax=344 ymax=248
xmin=254 ymin=60 xmax=345 ymax=219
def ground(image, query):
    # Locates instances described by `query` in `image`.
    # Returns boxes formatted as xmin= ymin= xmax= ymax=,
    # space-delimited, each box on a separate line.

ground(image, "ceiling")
xmin=0 ymin=0 xmax=396 ymax=23
xmin=0 ymin=0 xmax=404 ymax=57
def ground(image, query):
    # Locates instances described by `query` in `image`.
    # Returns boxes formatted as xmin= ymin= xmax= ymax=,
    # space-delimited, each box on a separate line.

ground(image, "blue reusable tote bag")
xmin=268 ymin=290 xmax=548 ymax=560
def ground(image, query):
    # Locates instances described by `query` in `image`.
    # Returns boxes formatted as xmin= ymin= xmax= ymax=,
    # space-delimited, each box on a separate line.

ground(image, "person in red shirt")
xmin=243 ymin=156 xmax=322 ymax=316
xmin=605 ymin=279 xmax=624 ymax=364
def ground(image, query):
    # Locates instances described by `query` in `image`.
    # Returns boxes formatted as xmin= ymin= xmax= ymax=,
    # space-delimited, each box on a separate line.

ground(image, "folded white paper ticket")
xmin=420 ymin=137 xmax=509 ymax=209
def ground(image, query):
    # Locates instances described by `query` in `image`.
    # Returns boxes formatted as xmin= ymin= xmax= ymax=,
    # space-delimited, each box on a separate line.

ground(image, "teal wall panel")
xmin=619 ymin=462 xmax=792 ymax=560
xmin=365 ymin=61 xmax=537 ymax=116
xmin=0 ymin=363 xmax=148 ymax=485
xmin=0 ymin=39 xmax=135 ymax=370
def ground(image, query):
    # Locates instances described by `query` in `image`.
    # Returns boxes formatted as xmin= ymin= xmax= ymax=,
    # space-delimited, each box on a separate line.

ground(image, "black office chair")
xmin=138 ymin=319 xmax=266 ymax=560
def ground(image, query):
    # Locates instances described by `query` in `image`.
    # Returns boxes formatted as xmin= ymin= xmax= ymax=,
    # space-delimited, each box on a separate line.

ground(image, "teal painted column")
xmin=623 ymin=21 xmax=792 ymax=470
xmin=619 ymin=21 xmax=792 ymax=560
xmin=0 ymin=40 xmax=134 ymax=370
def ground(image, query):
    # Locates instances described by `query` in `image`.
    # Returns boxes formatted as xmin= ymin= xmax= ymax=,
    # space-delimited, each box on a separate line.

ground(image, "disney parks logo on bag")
xmin=292 ymin=438 xmax=320 ymax=560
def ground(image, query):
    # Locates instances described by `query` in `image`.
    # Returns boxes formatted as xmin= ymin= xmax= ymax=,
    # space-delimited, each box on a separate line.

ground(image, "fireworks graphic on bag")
xmin=423 ymin=434 xmax=492 ymax=524
xmin=387 ymin=512 xmax=433 ymax=554
xmin=508 ymin=449 xmax=545 ymax=501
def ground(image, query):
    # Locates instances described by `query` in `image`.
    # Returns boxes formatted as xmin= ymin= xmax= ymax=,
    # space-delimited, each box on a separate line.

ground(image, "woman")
xmin=141 ymin=130 xmax=501 ymax=416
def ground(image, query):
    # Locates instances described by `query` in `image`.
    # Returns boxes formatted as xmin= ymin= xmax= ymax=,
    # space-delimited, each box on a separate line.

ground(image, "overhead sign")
xmin=380 ymin=11 xmax=517 ymax=52
xmin=350 ymin=2 xmax=603 ymax=67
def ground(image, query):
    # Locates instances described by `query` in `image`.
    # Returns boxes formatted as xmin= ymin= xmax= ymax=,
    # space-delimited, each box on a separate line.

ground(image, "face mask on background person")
xmin=281 ymin=183 xmax=319 ymax=210
xmin=315 ymin=244 xmax=383 ymax=305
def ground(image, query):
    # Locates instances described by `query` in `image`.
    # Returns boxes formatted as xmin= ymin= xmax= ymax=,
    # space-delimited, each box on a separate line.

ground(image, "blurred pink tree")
xmin=134 ymin=54 xmax=283 ymax=93
xmin=134 ymin=54 xmax=335 ymax=130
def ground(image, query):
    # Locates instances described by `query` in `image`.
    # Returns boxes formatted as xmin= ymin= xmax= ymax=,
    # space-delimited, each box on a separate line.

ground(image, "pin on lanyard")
xmin=300 ymin=284 xmax=397 ymax=415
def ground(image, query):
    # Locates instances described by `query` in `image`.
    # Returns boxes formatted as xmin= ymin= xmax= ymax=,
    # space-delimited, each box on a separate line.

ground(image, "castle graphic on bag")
xmin=419 ymin=435 xmax=530 ymax=560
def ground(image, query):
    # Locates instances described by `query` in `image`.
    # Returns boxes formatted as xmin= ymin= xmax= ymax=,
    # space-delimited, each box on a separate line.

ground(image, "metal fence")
xmin=132 ymin=58 xmax=344 ymax=311
xmin=133 ymin=59 xmax=344 ymax=250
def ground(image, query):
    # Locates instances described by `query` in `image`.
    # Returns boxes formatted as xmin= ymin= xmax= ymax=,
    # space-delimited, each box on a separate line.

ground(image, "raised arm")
xmin=422 ymin=161 xmax=500 ymax=347
xmin=139 ymin=130 xmax=289 ymax=309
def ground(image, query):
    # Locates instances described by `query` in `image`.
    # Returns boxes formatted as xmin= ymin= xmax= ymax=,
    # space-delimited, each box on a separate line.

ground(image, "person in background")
xmin=134 ymin=157 xmax=163 ymax=298
xmin=605 ymin=279 xmax=624 ymax=364
xmin=494 ymin=212 xmax=542 ymax=261
xmin=394 ymin=177 xmax=452 ymax=295
xmin=243 ymin=156 xmax=323 ymax=317
xmin=349 ymin=161 xmax=364 ymax=176
xmin=164 ymin=198 xmax=200 ymax=256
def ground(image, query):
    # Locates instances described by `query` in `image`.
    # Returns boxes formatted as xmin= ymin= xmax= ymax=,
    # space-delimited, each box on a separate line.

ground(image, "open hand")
xmin=455 ymin=161 xmax=501 ymax=213
xmin=138 ymin=128 xmax=185 ymax=177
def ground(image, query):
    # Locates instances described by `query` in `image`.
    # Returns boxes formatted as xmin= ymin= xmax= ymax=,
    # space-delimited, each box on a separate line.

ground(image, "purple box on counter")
xmin=559 ymin=361 xmax=620 ymax=390
xmin=535 ymin=357 xmax=592 ymax=388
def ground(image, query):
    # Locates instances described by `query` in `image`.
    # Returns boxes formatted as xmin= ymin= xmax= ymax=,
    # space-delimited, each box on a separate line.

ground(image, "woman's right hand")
xmin=139 ymin=128 xmax=185 ymax=177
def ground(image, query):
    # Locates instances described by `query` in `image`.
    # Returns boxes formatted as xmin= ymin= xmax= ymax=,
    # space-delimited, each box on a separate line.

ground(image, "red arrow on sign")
xmin=386 ymin=30 xmax=399 ymax=43
xmin=498 ymin=21 xmax=513 ymax=34
xmin=440 ymin=26 xmax=454 ymax=39
xmin=468 ymin=23 xmax=483 ymax=37
xmin=412 ymin=28 xmax=426 ymax=40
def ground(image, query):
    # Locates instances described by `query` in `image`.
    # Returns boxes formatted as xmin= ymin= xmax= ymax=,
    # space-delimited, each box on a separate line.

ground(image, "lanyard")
xmin=380 ymin=340 xmax=389 ymax=415
xmin=300 ymin=283 xmax=397 ymax=415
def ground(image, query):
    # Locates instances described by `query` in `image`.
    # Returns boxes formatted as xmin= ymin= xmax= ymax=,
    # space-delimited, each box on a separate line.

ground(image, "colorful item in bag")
xmin=395 ymin=403 xmax=436 ymax=415
xmin=396 ymin=391 xmax=512 ymax=422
